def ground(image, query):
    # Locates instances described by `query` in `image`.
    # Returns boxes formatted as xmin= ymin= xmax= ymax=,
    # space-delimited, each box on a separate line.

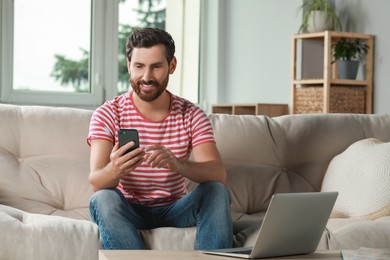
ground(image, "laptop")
xmin=201 ymin=191 xmax=338 ymax=259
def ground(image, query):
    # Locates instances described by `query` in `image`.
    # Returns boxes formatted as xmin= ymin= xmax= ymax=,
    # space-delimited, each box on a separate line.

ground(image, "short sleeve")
xmin=86 ymin=103 xmax=117 ymax=146
xmin=190 ymin=107 xmax=215 ymax=148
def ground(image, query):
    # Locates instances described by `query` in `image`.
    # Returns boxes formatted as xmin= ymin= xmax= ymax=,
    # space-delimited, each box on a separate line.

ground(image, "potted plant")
xmin=298 ymin=0 xmax=342 ymax=33
xmin=332 ymin=38 xmax=369 ymax=79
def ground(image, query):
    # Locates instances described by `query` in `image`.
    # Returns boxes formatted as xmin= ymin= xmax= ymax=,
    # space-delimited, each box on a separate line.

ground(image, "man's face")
xmin=128 ymin=44 xmax=176 ymax=102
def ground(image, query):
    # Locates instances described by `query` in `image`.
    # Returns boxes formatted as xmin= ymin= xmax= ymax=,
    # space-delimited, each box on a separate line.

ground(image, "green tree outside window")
xmin=51 ymin=0 xmax=166 ymax=93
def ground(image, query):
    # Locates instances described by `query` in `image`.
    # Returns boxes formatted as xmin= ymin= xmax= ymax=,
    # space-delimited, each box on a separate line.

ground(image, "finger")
xmin=123 ymin=154 xmax=145 ymax=171
xmin=144 ymin=145 xmax=163 ymax=152
xmin=113 ymin=149 xmax=145 ymax=178
xmin=122 ymin=147 xmax=145 ymax=161
xmin=155 ymin=157 xmax=171 ymax=169
xmin=143 ymin=153 xmax=151 ymax=161
xmin=134 ymin=157 xmax=145 ymax=168
xmin=112 ymin=142 xmax=120 ymax=152
xmin=145 ymin=149 xmax=166 ymax=165
xmin=110 ymin=143 xmax=121 ymax=161
xmin=148 ymin=151 xmax=171 ymax=168
xmin=145 ymin=150 xmax=158 ymax=165
xmin=118 ymin=141 xmax=136 ymax=155
xmin=113 ymin=146 xmax=143 ymax=170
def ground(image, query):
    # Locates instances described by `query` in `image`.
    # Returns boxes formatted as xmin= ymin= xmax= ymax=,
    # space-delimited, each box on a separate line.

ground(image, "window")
xmin=1 ymin=0 xmax=102 ymax=106
xmin=13 ymin=0 xmax=91 ymax=93
xmin=117 ymin=0 xmax=166 ymax=95
xmin=0 ymin=0 xmax=200 ymax=107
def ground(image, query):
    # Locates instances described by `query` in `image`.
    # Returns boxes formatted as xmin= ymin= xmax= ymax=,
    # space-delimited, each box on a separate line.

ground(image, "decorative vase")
xmin=337 ymin=60 xmax=359 ymax=80
xmin=307 ymin=11 xmax=333 ymax=33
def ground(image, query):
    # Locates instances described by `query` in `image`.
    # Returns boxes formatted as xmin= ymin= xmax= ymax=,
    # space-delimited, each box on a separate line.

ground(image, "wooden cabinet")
xmin=291 ymin=31 xmax=374 ymax=114
xmin=212 ymin=103 xmax=288 ymax=117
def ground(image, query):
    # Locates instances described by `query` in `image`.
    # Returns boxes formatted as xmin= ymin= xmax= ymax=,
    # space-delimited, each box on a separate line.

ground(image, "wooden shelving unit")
xmin=212 ymin=103 xmax=289 ymax=117
xmin=291 ymin=31 xmax=374 ymax=114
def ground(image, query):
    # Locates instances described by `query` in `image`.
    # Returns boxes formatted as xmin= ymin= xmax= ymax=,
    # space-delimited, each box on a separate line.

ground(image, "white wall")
xmin=336 ymin=0 xmax=390 ymax=114
xmin=200 ymin=0 xmax=390 ymax=114
xmin=200 ymin=0 xmax=302 ymax=113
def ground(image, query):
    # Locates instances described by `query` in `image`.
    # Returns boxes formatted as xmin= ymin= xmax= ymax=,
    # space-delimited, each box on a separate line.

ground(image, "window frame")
xmin=0 ymin=0 xmax=106 ymax=107
xmin=166 ymin=0 xmax=200 ymax=104
xmin=0 ymin=0 xmax=199 ymax=107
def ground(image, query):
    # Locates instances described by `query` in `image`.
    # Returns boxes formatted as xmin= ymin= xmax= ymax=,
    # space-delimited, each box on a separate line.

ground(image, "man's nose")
xmin=142 ymin=68 xmax=153 ymax=82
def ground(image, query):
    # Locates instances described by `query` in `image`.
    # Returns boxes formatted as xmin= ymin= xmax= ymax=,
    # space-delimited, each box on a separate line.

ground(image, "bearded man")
xmin=87 ymin=28 xmax=233 ymax=250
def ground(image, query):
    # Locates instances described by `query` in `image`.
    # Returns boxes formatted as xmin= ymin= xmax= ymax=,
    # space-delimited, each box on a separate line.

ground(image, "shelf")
xmin=293 ymin=31 xmax=373 ymax=41
xmin=212 ymin=103 xmax=289 ymax=117
xmin=211 ymin=105 xmax=233 ymax=115
xmin=293 ymin=79 xmax=370 ymax=86
xmin=291 ymin=31 xmax=374 ymax=114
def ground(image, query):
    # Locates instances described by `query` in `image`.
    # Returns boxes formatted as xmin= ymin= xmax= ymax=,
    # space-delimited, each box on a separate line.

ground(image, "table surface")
xmin=99 ymin=250 xmax=342 ymax=260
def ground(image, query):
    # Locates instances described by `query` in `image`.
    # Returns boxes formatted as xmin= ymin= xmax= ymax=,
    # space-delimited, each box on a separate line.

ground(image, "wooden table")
xmin=99 ymin=250 xmax=342 ymax=260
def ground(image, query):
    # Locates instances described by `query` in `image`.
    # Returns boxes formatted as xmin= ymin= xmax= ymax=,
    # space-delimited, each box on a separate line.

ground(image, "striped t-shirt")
xmin=87 ymin=90 xmax=215 ymax=206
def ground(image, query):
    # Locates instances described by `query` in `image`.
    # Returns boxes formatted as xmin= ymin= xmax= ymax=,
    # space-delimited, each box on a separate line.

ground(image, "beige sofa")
xmin=1 ymin=103 xmax=390 ymax=260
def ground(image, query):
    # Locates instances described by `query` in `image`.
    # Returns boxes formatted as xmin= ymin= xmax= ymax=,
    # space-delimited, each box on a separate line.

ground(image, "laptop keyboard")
xmin=232 ymin=249 xmax=252 ymax=254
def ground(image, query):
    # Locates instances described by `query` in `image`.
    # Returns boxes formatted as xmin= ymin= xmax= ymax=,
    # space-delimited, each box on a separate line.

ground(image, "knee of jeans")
xmin=90 ymin=189 xmax=122 ymax=211
xmin=89 ymin=189 xmax=124 ymax=221
xmin=200 ymin=181 xmax=230 ymax=203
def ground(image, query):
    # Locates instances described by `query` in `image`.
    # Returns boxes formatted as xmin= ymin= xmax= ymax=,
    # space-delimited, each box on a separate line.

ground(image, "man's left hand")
xmin=144 ymin=145 xmax=183 ymax=171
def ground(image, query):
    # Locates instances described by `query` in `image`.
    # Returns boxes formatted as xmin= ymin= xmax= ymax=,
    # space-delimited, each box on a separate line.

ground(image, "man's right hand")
xmin=109 ymin=142 xmax=145 ymax=179
xmin=88 ymin=139 xmax=145 ymax=191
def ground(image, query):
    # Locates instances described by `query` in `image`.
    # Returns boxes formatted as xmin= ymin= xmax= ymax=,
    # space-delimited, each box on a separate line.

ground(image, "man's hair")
xmin=126 ymin=28 xmax=175 ymax=63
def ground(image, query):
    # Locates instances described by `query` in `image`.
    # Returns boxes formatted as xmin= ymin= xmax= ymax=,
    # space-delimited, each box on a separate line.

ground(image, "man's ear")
xmin=169 ymin=56 xmax=177 ymax=74
xmin=127 ymin=60 xmax=131 ymax=74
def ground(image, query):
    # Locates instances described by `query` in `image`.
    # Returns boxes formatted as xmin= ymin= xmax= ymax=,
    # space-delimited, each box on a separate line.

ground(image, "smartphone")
xmin=118 ymin=129 xmax=140 ymax=154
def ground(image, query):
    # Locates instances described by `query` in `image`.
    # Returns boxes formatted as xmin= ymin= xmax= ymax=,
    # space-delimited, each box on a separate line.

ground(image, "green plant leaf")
xmin=332 ymin=38 xmax=369 ymax=62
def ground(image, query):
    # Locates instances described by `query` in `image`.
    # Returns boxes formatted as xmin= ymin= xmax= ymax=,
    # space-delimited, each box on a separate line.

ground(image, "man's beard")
xmin=130 ymin=74 xmax=169 ymax=102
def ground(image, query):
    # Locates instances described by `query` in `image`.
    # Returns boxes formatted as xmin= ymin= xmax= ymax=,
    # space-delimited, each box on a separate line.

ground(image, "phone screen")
xmin=118 ymin=129 xmax=140 ymax=154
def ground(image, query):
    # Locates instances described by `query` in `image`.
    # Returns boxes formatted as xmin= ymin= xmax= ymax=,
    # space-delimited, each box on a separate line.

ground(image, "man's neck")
xmin=132 ymin=91 xmax=171 ymax=121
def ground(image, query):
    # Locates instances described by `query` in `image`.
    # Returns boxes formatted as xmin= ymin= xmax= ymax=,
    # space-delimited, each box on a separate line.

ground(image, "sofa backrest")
xmin=0 ymin=104 xmax=94 ymax=219
xmin=2 ymin=103 xmax=390 ymax=221
xmin=209 ymin=113 xmax=390 ymax=215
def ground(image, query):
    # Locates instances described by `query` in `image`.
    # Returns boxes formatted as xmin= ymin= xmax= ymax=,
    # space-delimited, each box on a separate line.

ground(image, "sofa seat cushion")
xmin=0 ymin=204 xmax=100 ymax=260
xmin=139 ymin=227 xmax=196 ymax=250
xmin=232 ymin=211 xmax=264 ymax=247
xmin=231 ymin=211 xmax=331 ymax=250
xmin=325 ymin=217 xmax=390 ymax=250
xmin=139 ymin=213 xmax=264 ymax=249
xmin=321 ymin=138 xmax=390 ymax=220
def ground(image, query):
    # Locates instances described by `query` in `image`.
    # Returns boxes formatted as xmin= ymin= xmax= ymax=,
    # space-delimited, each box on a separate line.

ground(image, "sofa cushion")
xmin=0 ymin=204 xmax=100 ymax=260
xmin=325 ymin=217 xmax=390 ymax=250
xmin=139 ymin=227 xmax=196 ymax=250
xmin=224 ymin=160 xmax=314 ymax=215
xmin=321 ymin=138 xmax=390 ymax=220
xmin=0 ymin=104 xmax=93 ymax=219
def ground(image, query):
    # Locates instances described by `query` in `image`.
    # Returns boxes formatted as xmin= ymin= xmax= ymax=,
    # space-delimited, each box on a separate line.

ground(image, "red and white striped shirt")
xmin=87 ymin=91 xmax=215 ymax=206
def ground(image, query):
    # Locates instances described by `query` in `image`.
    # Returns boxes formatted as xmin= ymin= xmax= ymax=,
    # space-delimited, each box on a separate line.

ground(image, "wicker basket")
xmin=294 ymin=86 xmax=366 ymax=114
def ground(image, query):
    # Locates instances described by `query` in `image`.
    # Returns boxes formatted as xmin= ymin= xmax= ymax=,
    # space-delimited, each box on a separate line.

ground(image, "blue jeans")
xmin=89 ymin=181 xmax=233 ymax=250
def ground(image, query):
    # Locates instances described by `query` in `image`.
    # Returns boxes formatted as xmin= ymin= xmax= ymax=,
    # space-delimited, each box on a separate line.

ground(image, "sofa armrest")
xmin=0 ymin=205 xmax=101 ymax=260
